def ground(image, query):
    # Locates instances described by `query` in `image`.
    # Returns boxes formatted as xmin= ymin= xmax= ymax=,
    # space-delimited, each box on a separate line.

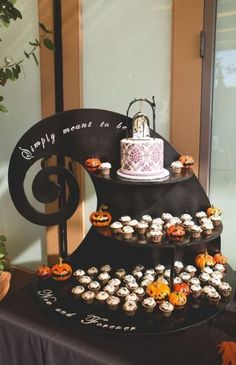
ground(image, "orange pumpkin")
xmin=174 ymin=282 xmax=190 ymax=296
xmin=169 ymin=291 xmax=187 ymax=307
xmin=85 ymin=157 xmax=101 ymax=172
xmin=90 ymin=205 xmax=112 ymax=227
xmin=36 ymin=265 xmax=51 ymax=278
xmin=146 ymin=281 xmax=170 ymax=301
xmin=51 ymin=258 xmax=72 ymax=281
xmin=178 ymin=154 xmax=194 ymax=170
xmin=166 ymin=225 xmax=186 ymax=241
xmin=214 ymin=253 xmax=228 ymax=265
xmin=207 ymin=205 xmax=222 ymax=217
xmin=195 ymin=251 xmax=215 ymax=269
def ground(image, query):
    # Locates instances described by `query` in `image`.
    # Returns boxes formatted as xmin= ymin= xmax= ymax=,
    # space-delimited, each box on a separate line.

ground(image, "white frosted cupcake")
xmin=210 ymin=215 xmax=222 ymax=226
xmin=201 ymin=285 xmax=217 ymax=298
xmin=137 ymin=221 xmax=148 ymax=234
xmin=198 ymin=272 xmax=210 ymax=285
xmin=81 ymin=290 xmax=95 ymax=304
xmin=71 ymin=285 xmax=85 ymax=298
xmin=140 ymin=278 xmax=153 ymax=288
xmin=141 ymin=215 xmax=153 ymax=224
xmin=119 ymin=215 xmax=131 ymax=225
xmin=103 ymin=284 xmax=116 ymax=295
xmin=179 ymin=272 xmax=191 ymax=282
xmin=73 ymin=269 xmax=85 ymax=280
xmin=173 ymin=277 xmax=182 ymax=285
xmin=142 ymin=297 xmax=157 ymax=313
xmin=169 ymin=217 xmax=182 ymax=225
xmin=190 ymin=225 xmax=202 ymax=239
xmin=149 ymin=224 xmax=163 ymax=232
xmin=115 ymin=268 xmax=126 ymax=279
xmin=182 ymin=220 xmax=195 ymax=233
xmin=98 ymin=272 xmax=111 ymax=285
xmin=195 ymin=211 xmax=207 ymax=222
xmin=145 ymin=269 xmax=155 ymax=276
xmin=98 ymin=162 xmax=111 ymax=176
xmin=88 ymin=281 xmax=101 ymax=293
xmin=79 ymin=275 xmax=92 ymax=286
xmin=124 ymin=274 xmax=135 ymax=283
xmin=164 ymin=269 xmax=170 ymax=279
xmin=159 ymin=301 xmax=174 ymax=317
xmin=150 ymin=230 xmax=163 ymax=243
xmin=152 ymin=218 xmax=164 ymax=226
xmin=129 ymin=219 xmax=139 ymax=230
xmin=123 ymin=300 xmax=137 ymax=316
xmin=214 ymin=264 xmax=225 ymax=273
xmin=132 ymin=270 xmax=143 ymax=280
xmin=96 ymin=291 xmax=109 ymax=304
xmin=180 ymin=213 xmax=192 ymax=222
xmin=126 ymin=281 xmax=139 ymax=291
xmin=125 ymin=293 xmax=139 ymax=303
xmin=134 ymin=287 xmax=145 ymax=300
xmin=207 ymin=291 xmax=221 ymax=305
xmin=108 ymin=278 xmax=121 ymax=289
xmin=185 ymin=265 xmax=197 ymax=277
xmin=200 ymin=217 xmax=212 ymax=225
xmin=211 ymin=271 xmax=223 ymax=280
xmin=201 ymin=221 xmax=214 ymax=235
xmin=171 ymin=160 xmax=183 ymax=174
xmin=117 ymin=287 xmax=130 ymax=299
xmin=190 ymin=284 xmax=202 ymax=298
xmin=87 ymin=266 xmax=99 ymax=277
xmin=189 ymin=277 xmax=200 ymax=286
xmin=155 ymin=264 xmax=165 ymax=275
xmin=174 ymin=261 xmax=183 ymax=274
xmin=110 ymin=221 xmax=123 ymax=234
xmin=106 ymin=295 xmax=120 ymax=310
xmin=202 ymin=266 xmax=213 ymax=275
xmin=161 ymin=213 xmax=173 ymax=223
xmin=208 ymin=277 xmax=222 ymax=288
xmin=122 ymin=225 xmax=134 ymax=240
xmin=218 ymin=282 xmax=232 ymax=298
xmin=100 ymin=264 xmax=112 ymax=273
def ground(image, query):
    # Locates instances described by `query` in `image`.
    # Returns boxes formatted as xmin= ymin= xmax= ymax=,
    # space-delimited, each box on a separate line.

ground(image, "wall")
xmin=0 ymin=0 xmax=45 ymax=270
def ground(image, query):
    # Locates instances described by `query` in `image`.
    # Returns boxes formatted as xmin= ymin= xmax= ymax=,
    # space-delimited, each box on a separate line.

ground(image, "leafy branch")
xmin=0 ymin=0 xmax=55 ymax=113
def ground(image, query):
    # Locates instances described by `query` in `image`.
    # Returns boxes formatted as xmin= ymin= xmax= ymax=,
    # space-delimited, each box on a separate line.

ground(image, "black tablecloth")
xmin=0 ymin=282 xmax=236 ymax=365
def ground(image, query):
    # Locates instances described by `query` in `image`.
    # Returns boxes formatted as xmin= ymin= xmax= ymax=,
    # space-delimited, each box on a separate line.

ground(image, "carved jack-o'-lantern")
xmin=36 ymin=265 xmax=51 ymax=278
xmin=214 ymin=253 xmax=227 ymax=265
xmin=90 ymin=205 xmax=112 ymax=227
xmin=146 ymin=281 xmax=170 ymax=301
xmin=85 ymin=157 xmax=101 ymax=172
xmin=51 ymin=258 xmax=72 ymax=281
xmin=169 ymin=291 xmax=187 ymax=308
xmin=207 ymin=205 xmax=222 ymax=217
xmin=174 ymin=282 xmax=190 ymax=296
xmin=195 ymin=251 xmax=215 ymax=269
xmin=166 ymin=225 xmax=186 ymax=241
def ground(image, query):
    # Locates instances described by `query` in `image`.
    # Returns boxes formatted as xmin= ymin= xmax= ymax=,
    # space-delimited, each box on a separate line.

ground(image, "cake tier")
xmin=117 ymin=138 xmax=170 ymax=180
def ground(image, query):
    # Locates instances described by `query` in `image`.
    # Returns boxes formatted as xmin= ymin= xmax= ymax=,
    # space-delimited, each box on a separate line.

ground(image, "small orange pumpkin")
xmin=146 ymin=281 xmax=170 ymax=301
xmin=90 ymin=205 xmax=112 ymax=227
xmin=51 ymin=258 xmax=72 ymax=281
xmin=166 ymin=225 xmax=186 ymax=241
xmin=214 ymin=253 xmax=228 ymax=265
xmin=178 ymin=154 xmax=194 ymax=170
xmin=195 ymin=251 xmax=215 ymax=269
xmin=174 ymin=282 xmax=190 ymax=296
xmin=36 ymin=265 xmax=51 ymax=278
xmin=85 ymin=157 xmax=101 ymax=172
xmin=207 ymin=205 xmax=222 ymax=217
xmin=169 ymin=291 xmax=187 ymax=307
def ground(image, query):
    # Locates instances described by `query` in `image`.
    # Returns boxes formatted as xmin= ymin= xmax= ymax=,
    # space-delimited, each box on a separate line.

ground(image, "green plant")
xmin=0 ymin=235 xmax=9 ymax=271
xmin=0 ymin=0 xmax=55 ymax=112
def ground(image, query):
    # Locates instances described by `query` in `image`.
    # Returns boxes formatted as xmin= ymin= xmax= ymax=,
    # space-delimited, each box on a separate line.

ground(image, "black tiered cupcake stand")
xmin=8 ymin=108 xmax=235 ymax=335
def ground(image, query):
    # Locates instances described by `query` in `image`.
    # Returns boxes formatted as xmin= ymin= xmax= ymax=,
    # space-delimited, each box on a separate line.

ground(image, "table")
xmin=0 ymin=267 xmax=236 ymax=365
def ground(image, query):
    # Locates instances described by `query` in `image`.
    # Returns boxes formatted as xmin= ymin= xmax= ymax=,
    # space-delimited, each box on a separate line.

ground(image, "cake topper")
xmin=126 ymin=96 xmax=156 ymax=139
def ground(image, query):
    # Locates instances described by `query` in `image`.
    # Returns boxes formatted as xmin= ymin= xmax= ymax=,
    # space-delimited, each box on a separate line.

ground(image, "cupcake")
xmin=122 ymin=225 xmax=134 ymax=240
xmin=182 ymin=220 xmax=195 ymax=233
xmin=159 ymin=301 xmax=174 ymax=317
xmin=189 ymin=277 xmax=200 ymax=286
xmin=179 ymin=272 xmax=191 ymax=282
xmin=207 ymin=291 xmax=221 ymax=306
xmin=129 ymin=219 xmax=139 ymax=230
xmin=210 ymin=215 xmax=222 ymax=226
xmin=208 ymin=277 xmax=222 ymax=288
xmin=134 ymin=264 xmax=145 ymax=272
xmin=73 ymin=269 xmax=86 ymax=280
xmin=106 ymin=295 xmax=120 ymax=310
xmin=155 ymin=264 xmax=165 ymax=275
xmin=157 ymin=277 xmax=169 ymax=285
xmin=98 ymin=162 xmax=111 ymax=176
xmin=164 ymin=269 xmax=171 ymax=279
xmin=202 ymin=266 xmax=213 ymax=275
xmin=142 ymin=297 xmax=157 ymax=313
xmin=152 ymin=218 xmax=164 ymax=226
xmin=174 ymin=261 xmax=183 ymax=274
xmin=198 ymin=272 xmax=210 ymax=285
xmin=218 ymin=282 xmax=232 ymax=298
xmin=180 ymin=213 xmax=192 ymax=222
xmin=169 ymin=217 xmax=182 ymax=225
xmin=103 ymin=284 xmax=116 ymax=295
xmin=87 ymin=266 xmax=99 ymax=277
xmin=200 ymin=217 xmax=212 ymax=225
xmin=190 ymin=284 xmax=202 ymax=298
xmin=79 ymin=275 xmax=92 ymax=287
xmin=71 ymin=285 xmax=85 ymax=298
xmin=195 ymin=211 xmax=207 ymax=222
xmin=173 ymin=277 xmax=182 ymax=285
xmin=149 ymin=223 xmax=163 ymax=232
xmin=119 ymin=215 xmax=131 ymax=225
xmin=161 ymin=213 xmax=173 ymax=223
xmin=211 ymin=270 xmax=223 ymax=280
xmin=132 ymin=270 xmax=143 ymax=280
xmin=125 ymin=292 xmax=139 ymax=303
xmin=110 ymin=221 xmax=123 ymax=234
xmin=145 ymin=269 xmax=156 ymax=276
xmin=134 ymin=287 xmax=145 ymax=300
xmin=88 ymin=280 xmax=101 ymax=293
xmin=126 ymin=281 xmax=139 ymax=291
xmin=201 ymin=221 xmax=214 ymax=235
xmin=141 ymin=215 xmax=153 ymax=224
xmin=108 ymin=278 xmax=121 ymax=290
xmin=143 ymin=273 xmax=155 ymax=283
xmin=123 ymin=300 xmax=137 ymax=316
xmin=170 ymin=161 xmax=183 ymax=174
xmin=96 ymin=291 xmax=109 ymax=304
xmin=190 ymin=225 xmax=202 ymax=239
xmin=201 ymin=285 xmax=217 ymax=298
xmin=185 ymin=265 xmax=197 ymax=277
xmin=81 ymin=290 xmax=95 ymax=304
xmin=214 ymin=264 xmax=225 ymax=273
xmin=150 ymin=230 xmax=163 ymax=243
xmin=117 ymin=287 xmax=130 ymax=299
xmin=100 ymin=264 xmax=112 ymax=273
xmin=137 ymin=221 xmax=148 ymax=235
xmin=98 ymin=272 xmax=111 ymax=285
xmin=124 ymin=274 xmax=135 ymax=283
xmin=140 ymin=278 xmax=153 ymax=288
xmin=115 ymin=268 xmax=126 ymax=279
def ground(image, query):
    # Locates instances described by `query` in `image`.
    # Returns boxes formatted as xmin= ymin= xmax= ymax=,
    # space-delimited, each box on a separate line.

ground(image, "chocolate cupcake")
xmin=106 ymin=295 xmax=120 ymax=310
xmin=123 ymin=300 xmax=137 ymax=316
xmin=96 ymin=291 xmax=109 ymax=304
xmin=81 ymin=290 xmax=95 ymax=304
xmin=142 ymin=297 xmax=156 ymax=313
xmin=71 ymin=285 xmax=85 ymax=298
xmin=159 ymin=301 xmax=174 ymax=317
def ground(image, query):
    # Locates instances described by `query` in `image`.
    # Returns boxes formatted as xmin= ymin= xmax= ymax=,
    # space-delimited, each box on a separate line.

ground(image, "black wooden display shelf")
xmin=32 ymin=264 xmax=236 ymax=336
xmin=89 ymin=168 xmax=193 ymax=185
xmin=96 ymin=224 xmax=223 ymax=249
